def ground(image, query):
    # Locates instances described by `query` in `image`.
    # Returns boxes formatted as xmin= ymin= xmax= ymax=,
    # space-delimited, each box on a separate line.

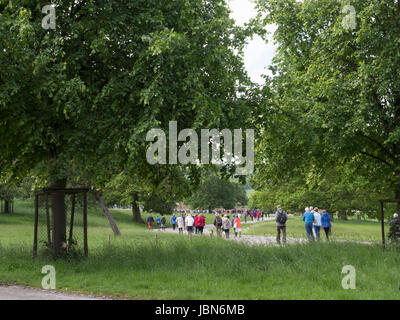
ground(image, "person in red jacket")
xmin=198 ymin=213 xmax=206 ymax=235
xmin=234 ymin=214 xmax=242 ymax=237
xmin=194 ymin=215 xmax=200 ymax=234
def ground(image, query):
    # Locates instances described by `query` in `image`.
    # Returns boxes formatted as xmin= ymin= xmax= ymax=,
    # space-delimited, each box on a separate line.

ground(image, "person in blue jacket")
xmin=231 ymin=214 xmax=236 ymax=234
xmin=170 ymin=214 xmax=177 ymax=231
xmin=302 ymin=207 xmax=315 ymax=241
xmin=321 ymin=210 xmax=332 ymax=240
xmin=156 ymin=215 xmax=161 ymax=230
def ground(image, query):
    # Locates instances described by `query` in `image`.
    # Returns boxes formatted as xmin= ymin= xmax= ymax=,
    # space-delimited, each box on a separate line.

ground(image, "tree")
xmin=186 ymin=171 xmax=248 ymax=209
xmin=0 ymin=183 xmax=14 ymax=213
xmin=254 ymin=0 xmax=400 ymax=209
xmin=250 ymin=166 xmax=394 ymax=219
xmin=1 ymin=0 xmax=252 ymax=253
xmin=103 ymin=165 xmax=194 ymax=222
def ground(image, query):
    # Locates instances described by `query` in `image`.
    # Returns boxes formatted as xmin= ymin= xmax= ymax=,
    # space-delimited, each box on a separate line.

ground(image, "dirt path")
xmin=154 ymin=217 xmax=307 ymax=246
xmin=0 ymin=284 xmax=107 ymax=300
xmin=154 ymin=217 xmax=375 ymax=246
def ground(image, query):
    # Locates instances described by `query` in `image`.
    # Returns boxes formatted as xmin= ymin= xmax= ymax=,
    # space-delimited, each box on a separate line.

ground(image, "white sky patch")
xmin=228 ymin=0 xmax=277 ymax=84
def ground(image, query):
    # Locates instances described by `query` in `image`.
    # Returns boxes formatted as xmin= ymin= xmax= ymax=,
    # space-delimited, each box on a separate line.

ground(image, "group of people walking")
xmin=302 ymin=207 xmax=332 ymax=241
xmin=147 ymin=212 xmax=206 ymax=235
xmin=273 ymin=205 xmax=332 ymax=244
xmin=146 ymin=211 xmax=244 ymax=239
xmin=212 ymin=213 xmax=242 ymax=238
xmin=146 ymin=206 xmax=400 ymax=246
xmin=147 ymin=205 xmax=334 ymax=244
xmin=174 ymin=208 xmax=269 ymax=222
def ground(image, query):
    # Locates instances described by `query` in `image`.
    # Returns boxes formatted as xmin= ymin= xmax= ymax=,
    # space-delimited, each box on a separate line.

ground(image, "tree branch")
xmin=356 ymin=132 xmax=397 ymax=161
xmin=359 ymin=151 xmax=393 ymax=167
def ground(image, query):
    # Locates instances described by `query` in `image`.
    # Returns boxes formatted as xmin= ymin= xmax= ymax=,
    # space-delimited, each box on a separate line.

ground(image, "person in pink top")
xmin=234 ymin=214 xmax=242 ymax=237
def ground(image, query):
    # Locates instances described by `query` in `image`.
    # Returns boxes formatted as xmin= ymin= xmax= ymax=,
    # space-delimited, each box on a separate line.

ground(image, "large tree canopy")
xmin=249 ymin=166 xmax=394 ymax=219
xmin=0 ymin=0 xmax=251 ymax=181
xmin=254 ymin=0 xmax=400 ymax=205
xmin=0 ymin=0 xmax=252 ymax=252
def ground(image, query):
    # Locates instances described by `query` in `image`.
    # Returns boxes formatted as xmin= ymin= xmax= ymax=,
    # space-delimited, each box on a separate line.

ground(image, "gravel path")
xmin=154 ymin=217 xmax=375 ymax=246
xmin=0 ymin=284 xmax=106 ymax=300
xmin=153 ymin=217 xmax=307 ymax=246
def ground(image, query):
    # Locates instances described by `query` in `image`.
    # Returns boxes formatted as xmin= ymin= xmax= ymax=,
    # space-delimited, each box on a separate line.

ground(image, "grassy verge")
xmin=1 ymin=201 xmax=399 ymax=299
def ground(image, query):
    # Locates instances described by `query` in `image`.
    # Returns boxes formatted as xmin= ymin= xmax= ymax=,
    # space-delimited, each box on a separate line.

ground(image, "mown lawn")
xmin=0 ymin=201 xmax=399 ymax=299
xmin=242 ymin=215 xmax=385 ymax=242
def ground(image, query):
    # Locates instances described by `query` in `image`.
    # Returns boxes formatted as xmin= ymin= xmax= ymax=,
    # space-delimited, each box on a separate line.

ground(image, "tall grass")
xmin=1 ymin=201 xmax=399 ymax=299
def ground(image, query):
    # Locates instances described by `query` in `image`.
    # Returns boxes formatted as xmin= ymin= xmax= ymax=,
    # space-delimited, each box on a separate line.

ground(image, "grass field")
xmin=242 ymin=215 xmax=385 ymax=242
xmin=0 ymin=201 xmax=399 ymax=299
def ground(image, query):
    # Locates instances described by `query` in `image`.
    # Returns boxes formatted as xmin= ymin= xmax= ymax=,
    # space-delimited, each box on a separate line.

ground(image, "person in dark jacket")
xmin=275 ymin=205 xmax=287 ymax=244
xmin=321 ymin=210 xmax=332 ymax=240
xmin=213 ymin=213 xmax=223 ymax=237
xmin=160 ymin=215 xmax=166 ymax=231
xmin=389 ymin=213 xmax=400 ymax=242
xmin=147 ymin=214 xmax=155 ymax=230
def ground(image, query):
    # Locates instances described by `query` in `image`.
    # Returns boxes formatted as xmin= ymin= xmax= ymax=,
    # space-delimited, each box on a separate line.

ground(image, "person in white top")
xmin=313 ymin=207 xmax=322 ymax=241
xmin=185 ymin=214 xmax=195 ymax=235
xmin=177 ymin=214 xmax=184 ymax=234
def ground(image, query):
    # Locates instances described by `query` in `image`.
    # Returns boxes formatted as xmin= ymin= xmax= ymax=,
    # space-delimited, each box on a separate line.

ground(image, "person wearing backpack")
xmin=160 ymin=215 xmax=166 ymax=231
xmin=213 ymin=213 xmax=223 ymax=237
xmin=275 ymin=205 xmax=287 ymax=244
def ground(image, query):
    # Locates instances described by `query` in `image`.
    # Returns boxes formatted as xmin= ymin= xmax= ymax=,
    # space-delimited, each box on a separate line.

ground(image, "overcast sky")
xmin=228 ymin=0 xmax=277 ymax=84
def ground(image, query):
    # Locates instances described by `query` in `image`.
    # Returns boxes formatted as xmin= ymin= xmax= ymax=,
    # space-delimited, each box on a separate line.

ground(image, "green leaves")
xmin=1 ymin=0 xmax=253 ymax=196
xmin=253 ymin=0 xmax=400 ymax=196
xmin=186 ymin=170 xmax=248 ymax=209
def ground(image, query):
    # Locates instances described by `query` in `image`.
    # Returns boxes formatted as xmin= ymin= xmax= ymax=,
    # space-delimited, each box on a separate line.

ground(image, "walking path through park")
xmin=0 ymin=284 xmax=107 ymax=300
xmin=155 ymin=217 xmax=309 ymax=246
xmin=155 ymin=217 xmax=375 ymax=246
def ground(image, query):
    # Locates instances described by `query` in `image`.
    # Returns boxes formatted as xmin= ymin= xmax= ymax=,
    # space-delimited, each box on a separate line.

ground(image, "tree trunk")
xmin=93 ymin=190 xmax=121 ymax=236
xmin=51 ymin=179 xmax=67 ymax=256
xmin=4 ymin=199 xmax=10 ymax=213
xmin=132 ymin=192 xmax=144 ymax=223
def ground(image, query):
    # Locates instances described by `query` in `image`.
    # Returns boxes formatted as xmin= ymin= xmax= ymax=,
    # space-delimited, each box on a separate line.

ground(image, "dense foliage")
xmin=186 ymin=171 xmax=248 ymax=209
xmin=253 ymin=0 xmax=400 ymax=208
